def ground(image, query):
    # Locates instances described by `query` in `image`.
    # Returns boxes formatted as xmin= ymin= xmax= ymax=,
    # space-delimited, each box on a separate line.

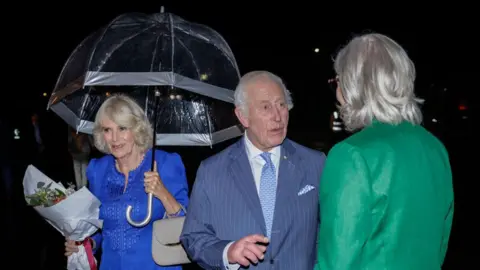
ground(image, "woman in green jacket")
xmin=315 ymin=33 xmax=454 ymax=270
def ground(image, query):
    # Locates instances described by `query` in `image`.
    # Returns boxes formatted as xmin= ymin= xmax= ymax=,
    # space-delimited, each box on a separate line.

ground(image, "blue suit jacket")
xmin=181 ymin=138 xmax=326 ymax=269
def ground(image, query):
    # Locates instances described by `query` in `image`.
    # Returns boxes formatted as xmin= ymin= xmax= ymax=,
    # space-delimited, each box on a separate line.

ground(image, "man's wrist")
xmin=223 ymin=242 xmax=240 ymax=269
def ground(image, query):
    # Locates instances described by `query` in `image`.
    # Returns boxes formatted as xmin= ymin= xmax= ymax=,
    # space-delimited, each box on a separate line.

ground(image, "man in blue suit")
xmin=181 ymin=71 xmax=326 ymax=269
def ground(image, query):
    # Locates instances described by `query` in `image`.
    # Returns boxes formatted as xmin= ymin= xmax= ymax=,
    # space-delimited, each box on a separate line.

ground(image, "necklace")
xmin=115 ymin=152 xmax=146 ymax=174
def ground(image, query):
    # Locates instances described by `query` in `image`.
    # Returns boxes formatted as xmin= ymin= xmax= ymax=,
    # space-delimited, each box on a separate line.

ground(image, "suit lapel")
xmin=271 ymin=139 xmax=305 ymax=254
xmin=228 ymin=139 xmax=267 ymax=235
xmin=276 ymin=144 xmax=304 ymax=210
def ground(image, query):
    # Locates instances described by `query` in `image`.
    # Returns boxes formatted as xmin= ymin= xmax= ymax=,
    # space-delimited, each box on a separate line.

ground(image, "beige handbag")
xmin=152 ymin=206 xmax=191 ymax=266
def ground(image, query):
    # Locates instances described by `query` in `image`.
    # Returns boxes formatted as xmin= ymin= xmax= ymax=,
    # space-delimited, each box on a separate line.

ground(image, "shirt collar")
xmin=244 ymin=132 xmax=281 ymax=160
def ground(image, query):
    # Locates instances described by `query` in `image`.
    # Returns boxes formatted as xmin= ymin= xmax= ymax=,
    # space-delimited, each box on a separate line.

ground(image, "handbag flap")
xmin=153 ymin=216 xmax=185 ymax=245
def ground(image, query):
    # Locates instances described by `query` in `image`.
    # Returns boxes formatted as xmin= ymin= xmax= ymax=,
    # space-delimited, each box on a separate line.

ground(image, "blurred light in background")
xmin=14 ymin=128 xmax=20 ymax=139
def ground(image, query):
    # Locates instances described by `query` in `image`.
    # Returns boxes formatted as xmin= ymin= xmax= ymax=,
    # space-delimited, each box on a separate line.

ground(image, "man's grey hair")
xmin=92 ymin=93 xmax=153 ymax=154
xmin=334 ymin=33 xmax=423 ymax=131
xmin=234 ymin=71 xmax=293 ymax=116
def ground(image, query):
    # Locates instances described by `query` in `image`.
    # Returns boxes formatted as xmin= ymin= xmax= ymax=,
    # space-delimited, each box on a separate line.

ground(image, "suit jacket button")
xmin=270 ymin=259 xmax=274 ymax=264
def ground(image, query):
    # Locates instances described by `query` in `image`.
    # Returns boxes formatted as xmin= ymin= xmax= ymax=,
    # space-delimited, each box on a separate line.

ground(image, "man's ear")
xmin=235 ymin=107 xmax=249 ymax=128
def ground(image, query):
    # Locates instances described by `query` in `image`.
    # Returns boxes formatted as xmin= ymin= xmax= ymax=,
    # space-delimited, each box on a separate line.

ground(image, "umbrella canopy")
xmin=48 ymin=10 xmax=243 ymax=146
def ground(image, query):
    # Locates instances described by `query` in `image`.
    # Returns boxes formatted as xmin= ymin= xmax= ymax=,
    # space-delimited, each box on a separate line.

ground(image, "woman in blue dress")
xmin=65 ymin=94 xmax=189 ymax=270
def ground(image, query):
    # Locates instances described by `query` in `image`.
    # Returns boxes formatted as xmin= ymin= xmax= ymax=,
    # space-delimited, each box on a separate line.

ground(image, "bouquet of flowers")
xmin=26 ymin=181 xmax=76 ymax=207
xmin=23 ymin=165 xmax=102 ymax=270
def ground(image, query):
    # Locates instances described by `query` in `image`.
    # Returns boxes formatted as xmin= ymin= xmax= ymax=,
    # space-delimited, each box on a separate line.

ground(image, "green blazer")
xmin=315 ymin=121 xmax=454 ymax=270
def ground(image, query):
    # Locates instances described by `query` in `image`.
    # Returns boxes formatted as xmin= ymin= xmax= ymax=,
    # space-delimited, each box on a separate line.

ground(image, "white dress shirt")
xmin=222 ymin=134 xmax=281 ymax=269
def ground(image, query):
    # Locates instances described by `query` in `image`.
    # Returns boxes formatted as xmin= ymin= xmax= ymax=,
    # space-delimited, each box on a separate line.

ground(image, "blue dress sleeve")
xmin=86 ymin=158 xmax=103 ymax=253
xmin=157 ymin=152 xmax=189 ymax=217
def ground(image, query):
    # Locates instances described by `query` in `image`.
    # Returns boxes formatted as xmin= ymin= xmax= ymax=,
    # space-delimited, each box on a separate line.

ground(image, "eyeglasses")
xmin=327 ymin=76 xmax=339 ymax=94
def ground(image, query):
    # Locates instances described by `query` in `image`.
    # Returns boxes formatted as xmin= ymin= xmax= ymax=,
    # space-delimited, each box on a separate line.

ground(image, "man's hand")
xmin=227 ymin=234 xmax=269 ymax=267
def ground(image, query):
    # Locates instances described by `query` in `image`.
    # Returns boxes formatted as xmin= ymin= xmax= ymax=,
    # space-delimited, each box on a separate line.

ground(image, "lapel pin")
xmin=283 ymin=155 xmax=287 ymax=159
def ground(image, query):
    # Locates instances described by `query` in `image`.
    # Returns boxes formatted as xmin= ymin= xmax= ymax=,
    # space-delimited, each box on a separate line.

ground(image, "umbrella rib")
xmin=174 ymin=38 xmax=201 ymax=77
xmin=169 ymin=13 xmax=175 ymax=75
xmin=145 ymin=31 xmax=162 ymax=116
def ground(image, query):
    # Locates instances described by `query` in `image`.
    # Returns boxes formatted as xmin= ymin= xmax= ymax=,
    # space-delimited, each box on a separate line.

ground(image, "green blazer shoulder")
xmin=315 ymin=121 xmax=454 ymax=270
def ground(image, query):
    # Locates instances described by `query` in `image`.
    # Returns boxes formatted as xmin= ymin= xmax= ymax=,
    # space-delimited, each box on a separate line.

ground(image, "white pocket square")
xmin=298 ymin=185 xmax=315 ymax=196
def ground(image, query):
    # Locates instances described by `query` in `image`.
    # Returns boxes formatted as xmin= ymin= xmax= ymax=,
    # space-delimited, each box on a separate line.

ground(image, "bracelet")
xmin=166 ymin=207 xmax=182 ymax=218
xmin=88 ymin=237 xmax=96 ymax=250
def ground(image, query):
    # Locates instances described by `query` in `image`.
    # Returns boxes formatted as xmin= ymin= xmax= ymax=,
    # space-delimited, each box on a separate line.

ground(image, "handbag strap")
xmin=163 ymin=204 xmax=187 ymax=219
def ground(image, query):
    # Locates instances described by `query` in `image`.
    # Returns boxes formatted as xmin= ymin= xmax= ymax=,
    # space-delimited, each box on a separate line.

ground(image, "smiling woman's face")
xmin=101 ymin=117 xmax=135 ymax=159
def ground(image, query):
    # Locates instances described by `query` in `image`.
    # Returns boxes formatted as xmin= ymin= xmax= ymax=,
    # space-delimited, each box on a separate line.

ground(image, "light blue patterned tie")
xmin=259 ymin=152 xmax=277 ymax=239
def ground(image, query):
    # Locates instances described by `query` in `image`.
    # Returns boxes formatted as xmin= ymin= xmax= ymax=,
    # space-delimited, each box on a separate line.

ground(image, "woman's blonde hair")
xmin=334 ymin=33 xmax=423 ymax=131
xmin=92 ymin=93 xmax=153 ymax=154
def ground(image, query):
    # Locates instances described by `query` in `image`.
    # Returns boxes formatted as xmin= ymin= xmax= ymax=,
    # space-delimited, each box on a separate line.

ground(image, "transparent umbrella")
xmin=47 ymin=8 xmax=242 ymax=227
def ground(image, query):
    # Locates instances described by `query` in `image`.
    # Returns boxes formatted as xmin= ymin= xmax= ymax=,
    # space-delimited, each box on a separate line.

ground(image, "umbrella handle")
xmin=126 ymin=88 xmax=160 ymax=227
xmin=126 ymin=193 xmax=153 ymax=227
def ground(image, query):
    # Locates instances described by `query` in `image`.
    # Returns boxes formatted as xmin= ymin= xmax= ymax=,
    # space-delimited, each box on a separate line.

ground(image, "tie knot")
xmin=260 ymin=152 xmax=272 ymax=163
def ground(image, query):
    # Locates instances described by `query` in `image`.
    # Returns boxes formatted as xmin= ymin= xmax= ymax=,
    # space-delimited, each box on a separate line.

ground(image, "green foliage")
xmin=26 ymin=181 xmax=75 ymax=207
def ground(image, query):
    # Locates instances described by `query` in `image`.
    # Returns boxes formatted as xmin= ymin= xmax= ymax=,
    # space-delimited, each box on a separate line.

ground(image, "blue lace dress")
xmin=87 ymin=149 xmax=189 ymax=270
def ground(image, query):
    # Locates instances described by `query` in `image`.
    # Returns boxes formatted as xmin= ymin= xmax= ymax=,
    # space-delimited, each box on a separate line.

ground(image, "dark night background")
xmin=2 ymin=2 xmax=475 ymax=269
